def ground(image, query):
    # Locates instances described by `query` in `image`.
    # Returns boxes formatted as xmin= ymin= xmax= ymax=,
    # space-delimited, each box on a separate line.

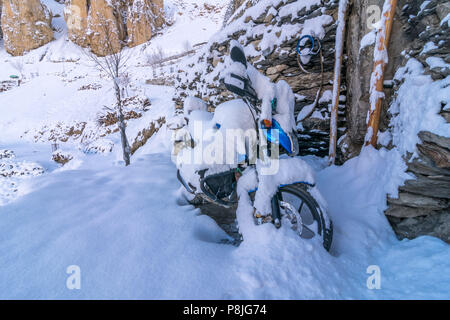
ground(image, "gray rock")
xmin=388 ymin=192 xmax=449 ymax=210
xmin=400 ymin=174 xmax=450 ymax=199
xmin=387 ymin=210 xmax=450 ymax=243
xmin=436 ymin=1 xmax=450 ymax=21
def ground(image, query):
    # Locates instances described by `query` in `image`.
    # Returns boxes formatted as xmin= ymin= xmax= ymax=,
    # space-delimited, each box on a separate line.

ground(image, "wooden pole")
xmin=365 ymin=0 xmax=397 ymax=147
xmin=328 ymin=0 xmax=348 ymax=165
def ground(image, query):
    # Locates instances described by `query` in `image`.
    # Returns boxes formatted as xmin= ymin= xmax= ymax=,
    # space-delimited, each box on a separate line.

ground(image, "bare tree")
xmin=84 ymin=20 xmax=132 ymax=166
xmin=146 ymin=45 xmax=166 ymax=66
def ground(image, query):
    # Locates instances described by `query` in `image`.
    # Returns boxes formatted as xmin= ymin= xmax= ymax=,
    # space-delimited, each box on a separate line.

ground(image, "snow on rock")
xmin=389 ymin=58 xmax=450 ymax=156
xmin=85 ymin=0 xmax=127 ymax=56
xmin=0 ymin=148 xmax=45 ymax=206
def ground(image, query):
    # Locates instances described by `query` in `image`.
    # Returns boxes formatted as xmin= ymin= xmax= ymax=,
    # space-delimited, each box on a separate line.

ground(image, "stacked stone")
xmin=385 ymin=0 xmax=450 ymax=243
xmin=175 ymin=0 xmax=347 ymax=159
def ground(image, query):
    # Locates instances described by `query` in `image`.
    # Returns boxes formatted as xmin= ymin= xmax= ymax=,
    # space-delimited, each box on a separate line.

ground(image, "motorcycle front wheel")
xmin=250 ymin=183 xmax=333 ymax=252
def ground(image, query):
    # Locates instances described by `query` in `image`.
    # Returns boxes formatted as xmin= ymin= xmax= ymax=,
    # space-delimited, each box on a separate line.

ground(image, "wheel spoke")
xmin=277 ymin=186 xmax=332 ymax=251
xmin=300 ymin=224 xmax=315 ymax=239
xmin=298 ymin=200 xmax=304 ymax=214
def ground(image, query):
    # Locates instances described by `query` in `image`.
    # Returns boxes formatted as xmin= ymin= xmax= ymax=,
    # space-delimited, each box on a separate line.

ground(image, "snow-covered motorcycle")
xmin=172 ymin=41 xmax=333 ymax=251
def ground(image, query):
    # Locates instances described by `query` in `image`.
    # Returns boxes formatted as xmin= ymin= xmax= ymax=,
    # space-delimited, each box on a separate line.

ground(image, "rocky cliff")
xmin=1 ymin=0 xmax=54 ymax=56
xmin=64 ymin=0 xmax=165 ymax=56
xmin=127 ymin=0 xmax=165 ymax=48
xmin=0 ymin=0 xmax=165 ymax=57
xmin=64 ymin=0 xmax=90 ymax=48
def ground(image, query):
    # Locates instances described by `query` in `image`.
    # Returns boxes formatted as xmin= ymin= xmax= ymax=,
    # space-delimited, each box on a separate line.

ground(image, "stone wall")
xmin=175 ymin=0 xmax=347 ymax=160
xmin=345 ymin=0 xmax=448 ymax=158
xmin=382 ymin=0 xmax=450 ymax=243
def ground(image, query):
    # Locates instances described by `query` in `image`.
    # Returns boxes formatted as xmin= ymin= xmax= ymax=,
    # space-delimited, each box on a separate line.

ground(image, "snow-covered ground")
xmin=1 ymin=137 xmax=449 ymax=299
xmin=0 ymin=0 xmax=449 ymax=300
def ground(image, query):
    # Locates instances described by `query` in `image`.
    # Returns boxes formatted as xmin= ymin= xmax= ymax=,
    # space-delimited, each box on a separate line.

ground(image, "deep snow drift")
xmin=1 ymin=139 xmax=449 ymax=299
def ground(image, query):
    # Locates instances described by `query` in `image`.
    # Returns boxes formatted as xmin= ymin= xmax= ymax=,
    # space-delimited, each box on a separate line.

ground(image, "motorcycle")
xmin=172 ymin=41 xmax=333 ymax=251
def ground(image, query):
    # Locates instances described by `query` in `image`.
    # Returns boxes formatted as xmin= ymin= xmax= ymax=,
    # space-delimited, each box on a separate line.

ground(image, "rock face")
xmin=1 ymin=0 xmax=54 ymax=56
xmin=87 ymin=0 xmax=126 ymax=56
xmin=63 ymin=0 xmax=165 ymax=55
xmin=345 ymin=0 xmax=384 ymax=158
xmin=127 ymin=0 xmax=165 ymax=48
xmin=64 ymin=0 xmax=90 ymax=47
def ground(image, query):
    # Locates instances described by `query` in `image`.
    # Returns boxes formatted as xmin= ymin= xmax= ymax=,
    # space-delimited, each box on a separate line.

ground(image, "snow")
xmin=278 ymin=0 xmax=320 ymax=20
xmin=441 ymin=13 xmax=450 ymax=27
xmin=420 ymin=41 xmax=438 ymax=55
xmin=1 ymin=138 xmax=449 ymax=299
xmin=360 ymin=29 xmax=376 ymax=52
xmin=389 ymin=58 xmax=450 ymax=157
xmin=425 ymin=56 xmax=450 ymax=70
xmin=419 ymin=0 xmax=431 ymax=14
xmin=143 ymin=0 xmax=228 ymax=55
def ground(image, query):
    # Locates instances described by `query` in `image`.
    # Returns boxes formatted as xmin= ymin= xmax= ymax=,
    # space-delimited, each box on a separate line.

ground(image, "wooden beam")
xmin=328 ymin=0 xmax=349 ymax=165
xmin=365 ymin=0 xmax=397 ymax=147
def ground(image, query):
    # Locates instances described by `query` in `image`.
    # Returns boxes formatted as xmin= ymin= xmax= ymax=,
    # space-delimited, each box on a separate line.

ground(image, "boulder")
xmin=387 ymin=211 xmax=450 ymax=243
xmin=1 ymin=0 xmax=54 ymax=56
xmin=387 ymin=192 xmax=449 ymax=212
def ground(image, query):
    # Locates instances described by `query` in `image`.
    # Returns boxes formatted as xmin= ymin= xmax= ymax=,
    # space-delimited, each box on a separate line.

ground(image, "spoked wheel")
xmin=278 ymin=184 xmax=332 ymax=251
xmin=250 ymin=183 xmax=332 ymax=251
